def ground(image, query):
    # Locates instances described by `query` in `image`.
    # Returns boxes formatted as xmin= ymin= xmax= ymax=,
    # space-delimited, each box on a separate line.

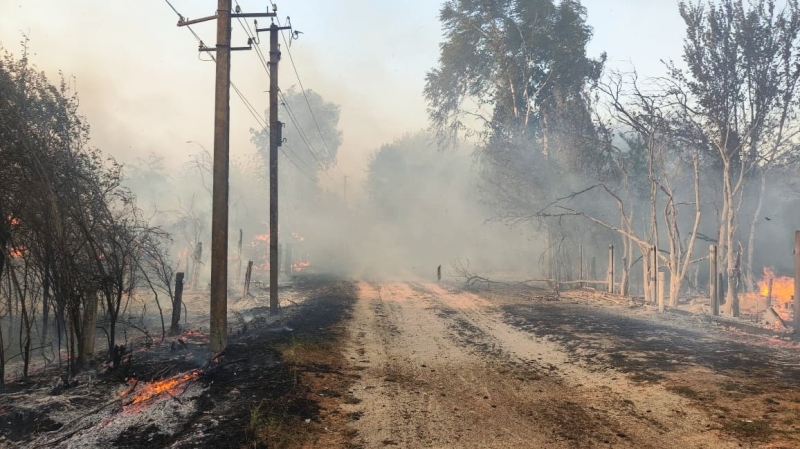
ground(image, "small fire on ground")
xmin=121 ymin=370 xmax=199 ymax=412
xmin=249 ymin=231 xmax=310 ymax=273
xmin=292 ymin=257 xmax=310 ymax=272
xmin=743 ymin=267 xmax=794 ymax=324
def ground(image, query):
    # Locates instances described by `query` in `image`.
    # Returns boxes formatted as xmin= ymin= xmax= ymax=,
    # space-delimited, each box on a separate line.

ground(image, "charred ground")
xmin=0 ymin=275 xmax=359 ymax=448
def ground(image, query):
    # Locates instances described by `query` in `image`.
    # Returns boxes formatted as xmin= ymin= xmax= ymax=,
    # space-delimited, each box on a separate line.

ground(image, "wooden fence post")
xmin=171 ymin=272 xmax=184 ymax=336
xmin=607 ymin=244 xmax=615 ymax=294
xmin=243 ymin=260 xmax=253 ymax=298
xmin=766 ymin=277 xmax=773 ymax=309
xmin=579 ymin=243 xmax=584 ymax=289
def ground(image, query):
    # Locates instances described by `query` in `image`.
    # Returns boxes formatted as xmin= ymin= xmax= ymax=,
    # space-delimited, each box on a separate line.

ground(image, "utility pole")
xmin=256 ymin=18 xmax=291 ymax=315
xmin=178 ymin=2 xmax=275 ymax=352
xmin=208 ymin=0 xmax=232 ymax=353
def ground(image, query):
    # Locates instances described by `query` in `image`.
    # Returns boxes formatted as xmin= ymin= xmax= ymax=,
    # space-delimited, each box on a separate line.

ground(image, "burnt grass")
xmin=502 ymin=300 xmax=800 ymax=387
xmin=9 ymin=275 xmax=357 ymax=449
xmin=116 ymin=275 xmax=357 ymax=449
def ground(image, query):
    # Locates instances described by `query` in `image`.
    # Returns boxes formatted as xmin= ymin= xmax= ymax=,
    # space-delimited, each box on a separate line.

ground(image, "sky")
xmin=0 ymin=0 xmax=688 ymax=199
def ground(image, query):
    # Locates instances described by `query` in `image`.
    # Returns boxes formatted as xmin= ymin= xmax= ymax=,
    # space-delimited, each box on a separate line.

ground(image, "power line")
xmin=230 ymin=83 xmax=319 ymax=182
xmin=232 ymin=1 xmax=334 ymax=181
xmin=163 ymin=0 xmax=318 ymax=183
xmin=276 ymin=16 xmax=337 ymax=162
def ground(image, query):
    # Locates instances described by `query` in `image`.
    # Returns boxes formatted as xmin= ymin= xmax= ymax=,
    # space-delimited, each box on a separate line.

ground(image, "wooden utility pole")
xmin=710 ymin=245 xmax=719 ymax=316
xmin=607 ymin=245 xmax=615 ymax=294
xmin=178 ymin=2 xmax=275 ymax=352
xmin=268 ymin=23 xmax=281 ymax=314
xmin=794 ymin=231 xmax=800 ymax=338
xmin=252 ymin=19 xmax=292 ymax=314
xmin=208 ymin=0 xmax=233 ymax=353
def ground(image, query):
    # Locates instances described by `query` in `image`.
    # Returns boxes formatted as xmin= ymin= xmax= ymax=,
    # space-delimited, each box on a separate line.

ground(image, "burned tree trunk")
xmin=237 ymin=229 xmax=243 ymax=283
xmin=191 ymin=242 xmax=202 ymax=290
xmin=171 ymin=272 xmax=184 ymax=336
xmin=79 ymin=290 xmax=98 ymax=368
xmin=243 ymin=261 xmax=253 ymax=298
xmin=745 ymin=171 xmax=766 ymax=292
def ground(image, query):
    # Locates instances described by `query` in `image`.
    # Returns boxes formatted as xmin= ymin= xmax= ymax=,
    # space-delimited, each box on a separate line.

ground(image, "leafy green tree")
xmin=425 ymin=0 xmax=604 ymax=152
xmin=424 ymin=0 xmax=607 ymax=280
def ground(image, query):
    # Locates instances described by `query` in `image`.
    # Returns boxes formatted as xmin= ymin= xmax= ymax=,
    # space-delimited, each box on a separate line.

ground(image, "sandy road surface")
xmin=340 ymin=282 xmax=800 ymax=448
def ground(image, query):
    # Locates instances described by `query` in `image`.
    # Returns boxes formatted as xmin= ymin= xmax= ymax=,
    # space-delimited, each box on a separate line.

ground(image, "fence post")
xmin=607 ymin=244 xmax=615 ymax=294
xmin=766 ymin=277 xmax=773 ymax=309
xmin=579 ymin=243 xmax=584 ymax=289
xmin=243 ymin=260 xmax=253 ymax=298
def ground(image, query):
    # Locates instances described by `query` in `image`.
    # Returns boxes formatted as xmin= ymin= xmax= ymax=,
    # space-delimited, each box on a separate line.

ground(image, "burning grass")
xmin=120 ymin=370 xmax=200 ymax=413
xmin=0 ymin=277 xmax=358 ymax=448
xmin=742 ymin=267 xmax=795 ymax=324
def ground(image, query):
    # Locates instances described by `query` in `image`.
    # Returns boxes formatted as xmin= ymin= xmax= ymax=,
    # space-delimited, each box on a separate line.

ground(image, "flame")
xmin=7 ymin=216 xmax=20 ymax=227
xmin=178 ymin=248 xmax=190 ymax=271
xmin=123 ymin=370 xmax=199 ymax=411
xmin=743 ymin=267 xmax=795 ymax=325
xmin=757 ymin=267 xmax=794 ymax=306
xmin=8 ymin=246 xmax=25 ymax=259
xmin=292 ymin=257 xmax=310 ymax=272
xmin=181 ymin=329 xmax=207 ymax=340
xmin=254 ymin=234 xmax=270 ymax=242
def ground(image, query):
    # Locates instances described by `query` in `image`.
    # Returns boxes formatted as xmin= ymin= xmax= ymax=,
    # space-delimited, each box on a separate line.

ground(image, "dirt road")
xmin=341 ymin=282 xmax=800 ymax=448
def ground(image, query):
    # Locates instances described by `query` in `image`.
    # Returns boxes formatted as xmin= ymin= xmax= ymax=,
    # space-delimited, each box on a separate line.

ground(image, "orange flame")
xmin=254 ymin=234 xmax=270 ymax=242
xmin=9 ymin=246 xmax=25 ymax=259
xmin=292 ymin=258 xmax=310 ymax=272
xmin=743 ymin=267 xmax=795 ymax=326
xmin=757 ymin=267 xmax=794 ymax=306
xmin=123 ymin=370 xmax=199 ymax=411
